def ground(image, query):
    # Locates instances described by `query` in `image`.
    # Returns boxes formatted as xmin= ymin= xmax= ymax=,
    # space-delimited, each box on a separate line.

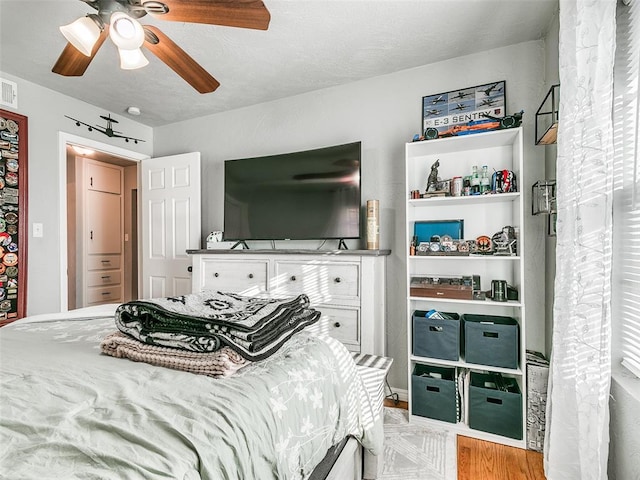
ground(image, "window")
xmin=612 ymin=0 xmax=640 ymax=378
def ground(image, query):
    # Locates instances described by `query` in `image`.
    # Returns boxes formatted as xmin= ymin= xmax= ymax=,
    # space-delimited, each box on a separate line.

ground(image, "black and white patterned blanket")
xmin=115 ymin=291 xmax=320 ymax=361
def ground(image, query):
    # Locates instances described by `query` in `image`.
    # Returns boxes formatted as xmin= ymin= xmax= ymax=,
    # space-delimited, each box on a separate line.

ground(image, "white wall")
xmin=0 ymin=72 xmax=152 ymax=315
xmin=154 ymin=40 xmax=548 ymax=391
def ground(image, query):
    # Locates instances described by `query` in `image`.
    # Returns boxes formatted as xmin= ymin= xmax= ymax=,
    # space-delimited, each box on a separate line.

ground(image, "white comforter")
xmin=0 ymin=308 xmax=382 ymax=480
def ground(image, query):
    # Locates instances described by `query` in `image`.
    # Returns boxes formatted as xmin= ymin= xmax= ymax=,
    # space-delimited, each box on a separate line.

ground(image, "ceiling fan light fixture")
xmin=117 ymin=47 xmax=150 ymax=70
xmin=59 ymin=15 xmax=103 ymax=56
xmin=109 ymin=12 xmax=145 ymax=50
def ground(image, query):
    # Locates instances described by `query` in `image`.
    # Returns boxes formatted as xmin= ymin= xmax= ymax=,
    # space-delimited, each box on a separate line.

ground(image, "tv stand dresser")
xmin=188 ymin=249 xmax=390 ymax=356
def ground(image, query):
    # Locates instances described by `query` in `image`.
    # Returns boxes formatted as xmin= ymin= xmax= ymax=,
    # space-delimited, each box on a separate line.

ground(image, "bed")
xmin=0 ymin=300 xmax=386 ymax=480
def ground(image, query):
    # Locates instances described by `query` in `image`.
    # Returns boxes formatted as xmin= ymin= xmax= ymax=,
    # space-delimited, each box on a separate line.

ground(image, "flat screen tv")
xmin=223 ymin=141 xmax=361 ymax=242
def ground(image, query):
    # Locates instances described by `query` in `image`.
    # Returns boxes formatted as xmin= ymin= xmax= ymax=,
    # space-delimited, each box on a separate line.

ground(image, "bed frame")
xmin=312 ymin=434 xmax=380 ymax=480
xmin=326 ymin=438 xmax=363 ymax=480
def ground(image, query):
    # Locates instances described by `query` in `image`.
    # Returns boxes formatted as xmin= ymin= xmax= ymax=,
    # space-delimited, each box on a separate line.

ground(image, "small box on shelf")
xmin=469 ymin=371 xmax=523 ymax=440
xmin=463 ymin=314 xmax=519 ymax=369
xmin=412 ymin=364 xmax=458 ymax=423
xmin=412 ymin=310 xmax=460 ymax=361
xmin=410 ymin=276 xmax=473 ymax=300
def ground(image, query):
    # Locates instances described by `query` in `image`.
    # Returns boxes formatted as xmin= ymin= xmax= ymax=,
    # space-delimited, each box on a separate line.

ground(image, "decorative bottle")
xmin=480 ymin=165 xmax=491 ymax=193
xmin=470 ymin=165 xmax=480 ymax=194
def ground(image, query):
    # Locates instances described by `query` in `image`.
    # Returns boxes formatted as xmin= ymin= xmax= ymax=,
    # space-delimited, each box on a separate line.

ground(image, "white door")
xmin=87 ymin=190 xmax=122 ymax=255
xmin=141 ymin=152 xmax=201 ymax=299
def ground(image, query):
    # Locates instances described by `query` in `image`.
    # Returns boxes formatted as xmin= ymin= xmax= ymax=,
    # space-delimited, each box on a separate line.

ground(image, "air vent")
xmin=0 ymin=78 xmax=17 ymax=109
xmin=143 ymin=1 xmax=169 ymax=14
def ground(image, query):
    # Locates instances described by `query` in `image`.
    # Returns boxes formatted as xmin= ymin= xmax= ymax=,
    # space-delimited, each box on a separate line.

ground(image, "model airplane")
xmin=479 ymin=82 xmax=503 ymax=97
xmin=480 ymin=98 xmax=497 ymax=107
xmin=451 ymin=90 xmax=472 ymax=100
xmin=65 ymin=114 xmax=145 ymax=144
xmin=430 ymin=95 xmax=446 ymax=104
xmin=424 ymin=109 xmax=442 ymax=116
xmin=452 ymin=103 xmax=469 ymax=111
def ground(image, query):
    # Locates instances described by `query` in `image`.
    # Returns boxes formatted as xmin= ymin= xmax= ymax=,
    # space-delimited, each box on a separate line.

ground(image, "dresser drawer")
xmin=87 ymin=270 xmax=122 ymax=287
xmin=315 ymin=306 xmax=360 ymax=351
xmin=200 ymin=259 xmax=268 ymax=294
xmin=86 ymin=286 xmax=122 ymax=305
xmin=87 ymin=255 xmax=122 ymax=271
xmin=273 ymin=261 xmax=360 ymax=301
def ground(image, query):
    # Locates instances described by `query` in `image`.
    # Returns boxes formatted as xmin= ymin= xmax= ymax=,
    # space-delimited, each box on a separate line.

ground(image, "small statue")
xmin=492 ymin=225 xmax=517 ymax=256
xmin=426 ymin=159 xmax=440 ymax=192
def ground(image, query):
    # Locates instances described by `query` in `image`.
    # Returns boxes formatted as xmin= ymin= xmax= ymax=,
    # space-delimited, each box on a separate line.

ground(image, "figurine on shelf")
xmin=426 ymin=159 xmax=440 ymax=192
xmin=492 ymin=225 xmax=518 ymax=256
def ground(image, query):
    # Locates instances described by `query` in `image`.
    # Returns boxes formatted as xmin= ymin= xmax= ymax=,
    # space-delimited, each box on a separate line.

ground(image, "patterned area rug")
xmin=380 ymin=407 xmax=457 ymax=480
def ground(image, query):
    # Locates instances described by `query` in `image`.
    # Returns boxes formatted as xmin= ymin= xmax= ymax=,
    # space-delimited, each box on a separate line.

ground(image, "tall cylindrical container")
xmin=366 ymin=200 xmax=379 ymax=250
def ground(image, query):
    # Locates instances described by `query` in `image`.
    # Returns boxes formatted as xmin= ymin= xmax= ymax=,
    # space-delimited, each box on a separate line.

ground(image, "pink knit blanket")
xmin=100 ymin=331 xmax=250 ymax=377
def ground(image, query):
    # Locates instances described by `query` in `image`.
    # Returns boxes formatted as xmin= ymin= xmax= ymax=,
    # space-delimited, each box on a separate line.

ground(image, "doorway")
xmin=58 ymin=132 xmax=149 ymax=311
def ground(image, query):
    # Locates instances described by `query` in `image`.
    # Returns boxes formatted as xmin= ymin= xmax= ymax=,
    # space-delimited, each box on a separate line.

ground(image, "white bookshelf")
xmin=404 ymin=128 xmax=527 ymax=448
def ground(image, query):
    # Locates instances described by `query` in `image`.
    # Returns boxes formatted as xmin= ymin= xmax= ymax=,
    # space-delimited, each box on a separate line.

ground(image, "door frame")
xmin=58 ymin=132 xmax=149 ymax=312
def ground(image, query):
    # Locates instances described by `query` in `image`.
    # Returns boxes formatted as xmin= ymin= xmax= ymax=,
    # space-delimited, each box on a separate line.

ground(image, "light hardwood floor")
xmin=383 ymin=399 xmax=546 ymax=480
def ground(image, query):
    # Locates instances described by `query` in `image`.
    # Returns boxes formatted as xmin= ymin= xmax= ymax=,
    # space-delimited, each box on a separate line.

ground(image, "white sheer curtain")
xmin=544 ymin=0 xmax=617 ymax=479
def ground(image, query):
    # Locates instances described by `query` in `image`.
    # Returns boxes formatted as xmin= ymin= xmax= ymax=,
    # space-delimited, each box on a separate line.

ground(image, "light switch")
xmin=33 ymin=223 xmax=43 ymax=238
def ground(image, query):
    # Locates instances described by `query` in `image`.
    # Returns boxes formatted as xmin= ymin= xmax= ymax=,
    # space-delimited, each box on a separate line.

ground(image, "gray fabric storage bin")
xmin=411 ymin=364 xmax=457 ymax=423
xmin=469 ymin=372 xmax=522 ymax=439
xmin=412 ymin=310 xmax=460 ymax=361
xmin=463 ymin=314 xmax=519 ymax=369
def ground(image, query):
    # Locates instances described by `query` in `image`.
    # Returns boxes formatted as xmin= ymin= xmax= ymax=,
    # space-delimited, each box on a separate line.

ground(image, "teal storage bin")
xmin=412 ymin=310 xmax=460 ymax=361
xmin=468 ymin=371 xmax=522 ymax=439
xmin=463 ymin=314 xmax=519 ymax=369
xmin=411 ymin=364 xmax=457 ymax=423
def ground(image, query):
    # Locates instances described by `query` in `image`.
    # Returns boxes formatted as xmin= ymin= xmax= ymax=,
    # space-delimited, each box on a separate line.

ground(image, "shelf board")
xmin=409 ymin=255 xmax=521 ymax=261
xmin=408 ymin=192 xmax=520 ymax=207
xmin=407 ymin=414 xmax=527 ymax=450
xmin=406 ymin=127 xmax=522 ymax=156
xmin=536 ymin=122 xmax=558 ymax=145
xmin=409 ymin=355 xmax=523 ymax=375
xmin=409 ymin=296 xmax=522 ymax=307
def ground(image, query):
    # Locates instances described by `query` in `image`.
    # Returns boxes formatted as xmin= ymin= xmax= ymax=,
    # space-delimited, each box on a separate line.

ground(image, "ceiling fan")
xmin=52 ymin=0 xmax=271 ymax=94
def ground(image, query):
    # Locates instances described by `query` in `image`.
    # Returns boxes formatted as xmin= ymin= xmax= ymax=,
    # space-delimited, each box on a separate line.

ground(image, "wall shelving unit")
xmin=405 ymin=128 xmax=527 ymax=448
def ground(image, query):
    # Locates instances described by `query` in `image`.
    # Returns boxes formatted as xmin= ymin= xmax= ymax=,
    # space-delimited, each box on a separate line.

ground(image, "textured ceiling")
xmin=0 ymin=0 xmax=558 ymax=127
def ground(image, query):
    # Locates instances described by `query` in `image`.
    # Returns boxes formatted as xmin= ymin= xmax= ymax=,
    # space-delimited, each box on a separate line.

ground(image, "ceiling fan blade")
xmin=52 ymin=27 xmax=108 ymax=76
xmin=145 ymin=0 xmax=270 ymax=30
xmin=143 ymin=25 xmax=220 ymax=94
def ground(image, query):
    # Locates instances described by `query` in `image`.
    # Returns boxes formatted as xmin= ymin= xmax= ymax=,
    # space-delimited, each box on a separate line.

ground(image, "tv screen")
xmin=223 ymin=142 xmax=361 ymax=241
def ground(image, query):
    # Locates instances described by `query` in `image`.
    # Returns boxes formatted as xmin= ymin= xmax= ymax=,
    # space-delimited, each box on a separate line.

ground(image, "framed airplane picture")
xmin=421 ymin=80 xmax=506 ymax=138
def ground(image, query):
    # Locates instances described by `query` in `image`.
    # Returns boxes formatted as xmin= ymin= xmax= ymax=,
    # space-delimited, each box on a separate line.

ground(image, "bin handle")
xmin=483 ymin=331 xmax=499 ymax=338
xmin=487 ymin=397 xmax=503 ymax=405
xmin=429 ymin=326 xmax=443 ymax=332
xmin=426 ymin=386 xmax=440 ymax=392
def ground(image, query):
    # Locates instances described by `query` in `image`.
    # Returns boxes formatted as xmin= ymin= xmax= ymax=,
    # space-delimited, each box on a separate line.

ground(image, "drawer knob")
xmin=214 ymin=272 xmax=219 ymax=278
xmin=248 ymin=273 xmax=254 ymax=279
xmin=334 ymin=322 xmax=341 ymax=328
xmin=334 ymin=277 xmax=342 ymax=283
xmin=187 ymin=266 xmax=193 ymax=273
xmin=101 ymin=276 xmax=110 ymax=280
xmin=290 ymin=275 xmax=297 ymax=281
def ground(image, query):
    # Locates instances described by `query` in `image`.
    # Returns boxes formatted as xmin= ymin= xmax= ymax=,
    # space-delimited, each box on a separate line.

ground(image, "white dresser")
xmin=188 ymin=250 xmax=390 ymax=356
